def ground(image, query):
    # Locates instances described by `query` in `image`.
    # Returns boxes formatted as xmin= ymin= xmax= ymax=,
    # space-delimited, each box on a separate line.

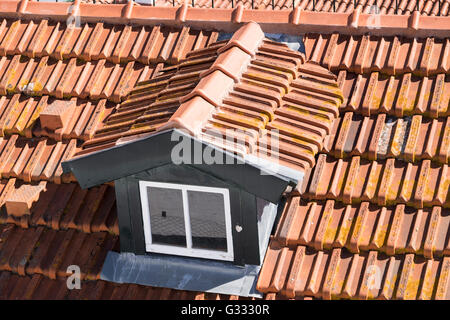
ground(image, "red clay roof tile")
xmin=259 ymin=21 xmax=450 ymax=297
xmin=274 ymin=197 xmax=450 ymax=258
xmin=0 ymin=180 xmax=118 ymax=234
xmin=0 ymin=19 xmax=217 ymax=65
xmin=325 ymin=113 xmax=450 ymax=163
xmin=39 ymin=100 xmax=75 ymax=131
xmin=305 ymin=34 xmax=450 ymax=76
xmin=2 ymin=2 xmax=449 ymax=37
xmin=257 ymin=241 xmax=450 ymax=299
xmin=0 ymin=136 xmax=79 ymax=184
xmin=256 ymin=19 xmax=450 ymax=297
xmin=4 ymin=181 xmax=46 ymax=217
xmin=336 ymin=71 xmax=449 ymax=118
xmin=301 ymin=154 xmax=449 ymax=208
xmin=0 ymin=55 xmax=154 ymax=103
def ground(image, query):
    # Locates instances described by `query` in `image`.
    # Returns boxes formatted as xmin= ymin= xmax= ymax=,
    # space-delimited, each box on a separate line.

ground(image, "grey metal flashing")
xmin=218 ymin=32 xmax=305 ymax=53
xmin=63 ymin=129 xmax=295 ymax=203
xmin=265 ymin=33 xmax=305 ymax=53
xmin=100 ymin=251 xmax=263 ymax=298
xmin=243 ymin=153 xmax=304 ymax=186
xmin=256 ymin=198 xmax=278 ymax=263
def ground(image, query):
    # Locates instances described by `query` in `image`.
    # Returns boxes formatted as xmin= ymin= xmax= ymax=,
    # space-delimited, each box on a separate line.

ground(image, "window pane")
xmin=187 ymin=191 xmax=227 ymax=252
xmin=147 ymin=187 xmax=186 ymax=247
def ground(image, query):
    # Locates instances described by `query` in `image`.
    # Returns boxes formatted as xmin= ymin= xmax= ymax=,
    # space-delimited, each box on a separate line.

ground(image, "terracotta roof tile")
xmin=0 ymin=55 xmax=154 ymax=103
xmin=78 ymin=55 xmax=218 ymax=152
xmin=325 ymin=113 xmax=450 ymax=163
xmin=35 ymin=99 xmax=113 ymax=142
xmin=257 ymin=241 xmax=450 ymax=299
xmin=274 ymin=197 xmax=450 ymax=258
xmin=0 ymin=95 xmax=114 ymax=141
xmin=305 ymin=34 xmax=450 ymax=76
xmin=4 ymin=181 xmax=46 ymax=217
xmin=0 ymin=136 xmax=78 ymax=184
xmin=302 ymin=154 xmax=449 ymax=208
xmin=0 ymin=180 xmax=118 ymax=234
xmin=0 ymin=19 xmax=217 ymax=65
xmin=336 ymin=71 xmax=449 ymax=118
xmin=258 ymin=14 xmax=450 ymax=298
xmin=39 ymin=100 xmax=76 ymax=131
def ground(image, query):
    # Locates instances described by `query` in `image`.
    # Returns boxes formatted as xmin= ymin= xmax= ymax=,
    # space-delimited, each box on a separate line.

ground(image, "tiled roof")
xmin=0 ymin=18 xmax=217 ymax=65
xmin=151 ymin=0 xmax=450 ymax=16
xmin=0 ymin=136 xmax=78 ymax=184
xmin=0 ymin=1 xmax=448 ymax=300
xmin=0 ymin=271 xmax=257 ymax=300
xmin=258 ymin=241 xmax=450 ymax=299
xmin=77 ymin=24 xmax=343 ymax=174
xmin=253 ymin=8 xmax=450 ymax=300
xmin=0 ymin=1 xmax=238 ymax=300
xmin=305 ymin=34 xmax=450 ymax=76
xmin=325 ymin=113 xmax=450 ymax=163
xmin=273 ymin=199 xmax=449 ymax=257
xmin=302 ymin=155 xmax=449 ymax=207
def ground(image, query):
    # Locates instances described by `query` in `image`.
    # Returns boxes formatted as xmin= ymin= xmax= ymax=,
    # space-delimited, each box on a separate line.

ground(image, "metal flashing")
xmin=218 ymin=32 xmax=305 ymax=53
xmin=100 ymin=251 xmax=263 ymax=298
xmin=244 ymin=154 xmax=304 ymax=186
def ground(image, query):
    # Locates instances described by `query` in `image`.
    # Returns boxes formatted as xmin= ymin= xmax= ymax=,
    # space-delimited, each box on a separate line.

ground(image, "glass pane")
xmin=147 ymin=187 xmax=186 ymax=247
xmin=187 ymin=191 xmax=227 ymax=252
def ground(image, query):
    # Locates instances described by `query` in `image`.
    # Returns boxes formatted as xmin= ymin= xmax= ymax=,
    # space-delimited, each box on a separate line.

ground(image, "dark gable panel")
xmin=133 ymin=163 xmax=231 ymax=189
xmin=240 ymin=190 xmax=260 ymax=265
xmin=190 ymin=160 xmax=287 ymax=204
xmin=62 ymin=130 xmax=175 ymax=189
xmin=114 ymin=178 xmax=134 ymax=253
xmin=229 ymin=186 xmax=244 ymax=266
xmin=126 ymin=176 xmax=146 ymax=255
xmin=63 ymin=129 xmax=290 ymax=203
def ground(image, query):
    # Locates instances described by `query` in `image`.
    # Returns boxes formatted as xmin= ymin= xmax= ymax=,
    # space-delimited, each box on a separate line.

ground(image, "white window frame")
xmin=139 ymin=181 xmax=234 ymax=262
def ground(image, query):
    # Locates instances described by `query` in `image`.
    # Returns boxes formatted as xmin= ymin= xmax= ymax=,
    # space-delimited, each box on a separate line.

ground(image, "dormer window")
xmin=139 ymin=181 xmax=234 ymax=261
xmin=64 ymin=129 xmax=290 ymax=268
xmin=62 ymin=20 xmax=340 ymax=298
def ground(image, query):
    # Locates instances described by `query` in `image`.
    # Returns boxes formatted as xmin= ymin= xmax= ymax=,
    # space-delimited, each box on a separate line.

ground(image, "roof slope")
xmin=0 ymin=2 xmax=250 ymax=300
xmin=256 ymin=32 xmax=450 ymax=299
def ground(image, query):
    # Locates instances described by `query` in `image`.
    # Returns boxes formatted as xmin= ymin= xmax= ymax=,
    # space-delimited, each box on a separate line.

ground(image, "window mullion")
xmin=182 ymin=188 xmax=192 ymax=249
